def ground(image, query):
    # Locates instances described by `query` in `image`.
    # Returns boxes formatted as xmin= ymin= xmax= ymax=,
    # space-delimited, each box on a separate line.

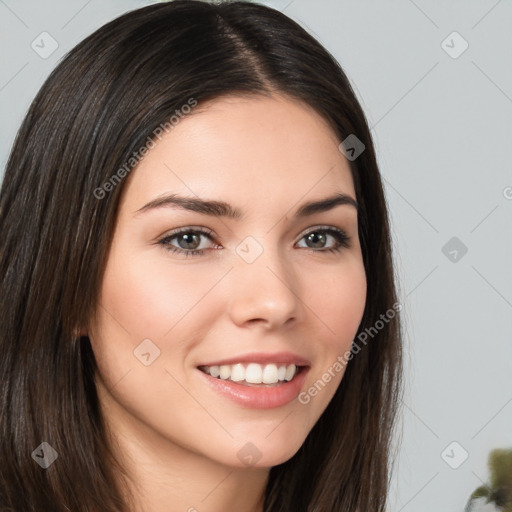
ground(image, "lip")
xmin=196 ymin=351 xmax=311 ymax=367
xmin=196 ymin=365 xmax=310 ymax=409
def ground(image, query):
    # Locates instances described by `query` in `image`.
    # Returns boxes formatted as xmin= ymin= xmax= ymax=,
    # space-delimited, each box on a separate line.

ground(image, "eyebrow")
xmin=134 ymin=192 xmax=357 ymax=219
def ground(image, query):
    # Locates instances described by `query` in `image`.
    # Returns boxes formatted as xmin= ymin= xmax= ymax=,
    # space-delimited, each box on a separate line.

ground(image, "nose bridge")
xmin=227 ymin=235 xmax=301 ymax=327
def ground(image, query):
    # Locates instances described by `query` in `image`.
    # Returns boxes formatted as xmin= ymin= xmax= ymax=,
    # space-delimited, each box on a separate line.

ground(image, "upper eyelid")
xmin=161 ymin=226 xmax=215 ymax=241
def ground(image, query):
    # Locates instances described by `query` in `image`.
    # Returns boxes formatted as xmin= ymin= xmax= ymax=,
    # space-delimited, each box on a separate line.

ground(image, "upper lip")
xmin=197 ymin=351 xmax=311 ymax=367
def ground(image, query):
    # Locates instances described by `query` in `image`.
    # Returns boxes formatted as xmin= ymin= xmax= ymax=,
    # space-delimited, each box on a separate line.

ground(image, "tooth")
xmin=230 ymin=363 xmax=245 ymax=382
xmin=262 ymin=364 xmax=279 ymax=384
xmin=219 ymin=365 xmax=231 ymax=380
xmin=203 ymin=362 xmax=300 ymax=383
xmin=285 ymin=364 xmax=296 ymax=381
xmin=245 ymin=363 xmax=263 ymax=384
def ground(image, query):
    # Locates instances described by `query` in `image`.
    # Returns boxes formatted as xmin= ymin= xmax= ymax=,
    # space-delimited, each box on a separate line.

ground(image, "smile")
xmin=198 ymin=362 xmax=300 ymax=386
xmin=196 ymin=363 xmax=310 ymax=409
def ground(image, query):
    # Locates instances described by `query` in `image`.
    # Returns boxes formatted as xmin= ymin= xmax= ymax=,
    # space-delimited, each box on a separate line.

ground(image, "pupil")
xmin=307 ymin=232 xmax=325 ymax=248
xmin=179 ymin=233 xmax=200 ymax=250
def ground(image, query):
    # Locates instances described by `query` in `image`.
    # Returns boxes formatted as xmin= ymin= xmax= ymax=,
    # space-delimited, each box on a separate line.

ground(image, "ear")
xmin=73 ymin=326 xmax=88 ymax=338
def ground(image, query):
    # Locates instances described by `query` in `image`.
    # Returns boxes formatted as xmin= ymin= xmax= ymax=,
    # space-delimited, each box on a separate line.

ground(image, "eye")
xmin=296 ymin=226 xmax=350 ymax=253
xmin=158 ymin=227 xmax=218 ymax=258
xmin=158 ymin=225 xmax=351 ymax=258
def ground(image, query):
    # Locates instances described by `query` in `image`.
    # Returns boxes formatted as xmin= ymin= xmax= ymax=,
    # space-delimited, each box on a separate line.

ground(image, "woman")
xmin=0 ymin=1 xmax=403 ymax=511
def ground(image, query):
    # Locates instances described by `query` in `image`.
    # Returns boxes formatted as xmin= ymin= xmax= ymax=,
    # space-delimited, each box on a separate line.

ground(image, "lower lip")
xmin=196 ymin=367 xmax=310 ymax=409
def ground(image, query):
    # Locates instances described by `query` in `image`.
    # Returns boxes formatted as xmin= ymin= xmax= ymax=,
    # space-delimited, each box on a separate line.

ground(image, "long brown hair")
xmin=0 ymin=1 xmax=403 ymax=510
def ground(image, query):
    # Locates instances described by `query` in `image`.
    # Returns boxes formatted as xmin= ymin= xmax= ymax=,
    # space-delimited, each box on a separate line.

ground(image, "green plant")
xmin=466 ymin=448 xmax=512 ymax=512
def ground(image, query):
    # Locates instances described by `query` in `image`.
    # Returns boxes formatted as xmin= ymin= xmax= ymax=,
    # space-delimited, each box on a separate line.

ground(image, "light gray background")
xmin=1 ymin=1 xmax=511 ymax=511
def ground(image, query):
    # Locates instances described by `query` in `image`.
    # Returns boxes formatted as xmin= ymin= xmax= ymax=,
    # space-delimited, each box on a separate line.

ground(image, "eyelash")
xmin=157 ymin=226 xmax=351 ymax=258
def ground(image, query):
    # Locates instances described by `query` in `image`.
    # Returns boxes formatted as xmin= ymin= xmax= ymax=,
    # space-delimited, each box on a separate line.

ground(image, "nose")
xmin=227 ymin=241 xmax=302 ymax=330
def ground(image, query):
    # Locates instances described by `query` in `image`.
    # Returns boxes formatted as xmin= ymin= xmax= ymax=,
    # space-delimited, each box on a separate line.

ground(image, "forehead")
xmin=119 ymin=93 xmax=355 ymax=214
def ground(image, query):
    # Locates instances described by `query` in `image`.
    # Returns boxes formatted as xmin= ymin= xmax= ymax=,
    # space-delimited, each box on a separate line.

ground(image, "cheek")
xmin=90 ymin=250 xmax=234 ymax=391
xmin=296 ymin=259 xmax=366 ymax=414
xmin=99 ymin=249 xmax=228 ymax=339
xmin=308 ymin=259 xmax=367 ymax=348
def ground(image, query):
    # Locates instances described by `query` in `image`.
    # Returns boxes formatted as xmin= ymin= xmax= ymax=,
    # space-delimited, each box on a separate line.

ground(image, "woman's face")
xmin=88 ymin=94 xmax=367 ymax=469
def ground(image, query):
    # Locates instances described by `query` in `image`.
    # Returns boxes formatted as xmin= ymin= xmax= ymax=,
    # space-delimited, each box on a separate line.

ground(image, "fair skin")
xmin=86 ymin=93 xmax=367 ymax=512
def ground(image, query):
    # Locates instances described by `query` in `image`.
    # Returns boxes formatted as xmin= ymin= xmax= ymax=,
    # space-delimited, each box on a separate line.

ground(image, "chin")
xmin=220 ymin=435 xmax=305 ymax=469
